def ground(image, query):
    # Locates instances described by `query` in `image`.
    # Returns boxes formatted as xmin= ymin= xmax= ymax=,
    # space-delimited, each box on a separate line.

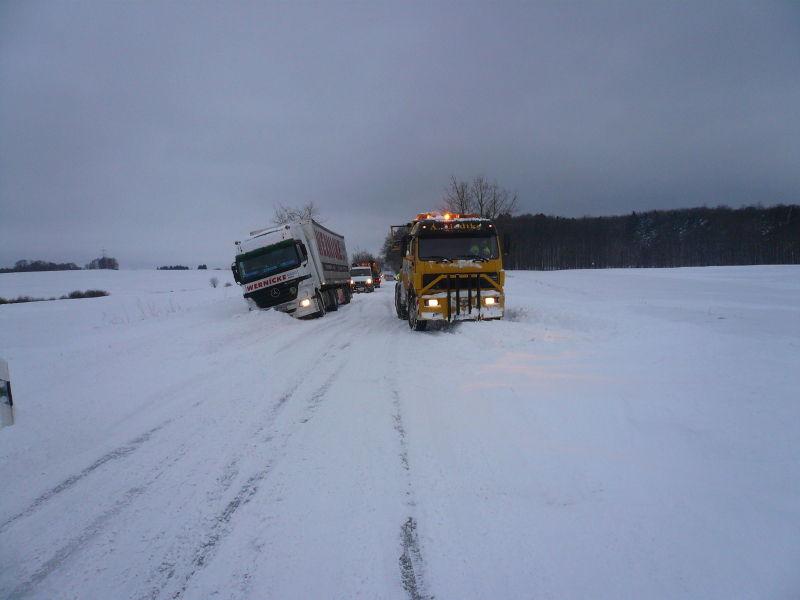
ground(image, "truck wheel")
xmin=314 ymin=291 xmax=326 ymax=318
xmin=407 ymin=290 xmax=427 ymax=331
xmin=327 ymin=290 xmax=339 ymax=312
xmin=341 ymin=286 xmax=351 ymax=305
xmin=395 ymin=284 xmax=407 ymax=319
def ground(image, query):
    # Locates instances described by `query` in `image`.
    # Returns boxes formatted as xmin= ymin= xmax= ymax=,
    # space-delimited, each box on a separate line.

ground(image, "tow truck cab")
xmin=392 ymin=213 xmax=510 ymax=331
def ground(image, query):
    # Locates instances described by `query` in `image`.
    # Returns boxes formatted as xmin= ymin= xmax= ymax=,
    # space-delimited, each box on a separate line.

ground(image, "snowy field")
xmin=1 ymin=266 xmax=799 ymax=599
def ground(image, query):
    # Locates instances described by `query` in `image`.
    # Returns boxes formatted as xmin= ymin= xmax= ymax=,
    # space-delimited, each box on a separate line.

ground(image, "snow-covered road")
xmin=1 ymin=267 xmax=799 ymax=599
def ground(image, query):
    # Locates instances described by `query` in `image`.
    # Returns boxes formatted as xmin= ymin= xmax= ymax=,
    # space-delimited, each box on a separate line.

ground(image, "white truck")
xmin=232 ymin=220 xmax=351 ymax=318
xmin=349 ymin=265 xmax=374 ymax=293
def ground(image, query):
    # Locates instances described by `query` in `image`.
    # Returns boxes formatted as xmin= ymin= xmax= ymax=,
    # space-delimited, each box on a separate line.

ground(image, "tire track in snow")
xmin=3 ymin=312 xmax=352 ymax=535
xmin=1 ymin=317 xmax=357 ymax=598
xmin=399 ymin=517 xmax=427 ymax=600
xmin=4 ymin=485 xmax=150 ymax=600
xmin=0 ymin=420 xmax=172 ymax=534
xmin=387 ymin=362 xmax=432 ymax=600
xmin=141 ymin=368 xmax=345 ymax=600
xmin=377 ymin=287 xmax=432 ymax=597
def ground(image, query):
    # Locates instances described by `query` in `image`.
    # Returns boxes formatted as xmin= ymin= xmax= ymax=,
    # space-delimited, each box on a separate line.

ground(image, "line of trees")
xmin=496 ymin=204 xmax=800 ymax=270
xmin=1 ymin=260 xmax=82 ymax=274
xmin=1 ymin=256 xmax=119 ymax=273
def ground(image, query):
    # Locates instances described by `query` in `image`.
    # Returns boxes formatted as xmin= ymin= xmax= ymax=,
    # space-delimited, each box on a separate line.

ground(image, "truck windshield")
xmin=418 ymin=235 xmax=499 ymax=261
xmin=350 ymin=268 xmax=371 ymax=277
xmin=239 ymin=241 xmax=299 ymax=281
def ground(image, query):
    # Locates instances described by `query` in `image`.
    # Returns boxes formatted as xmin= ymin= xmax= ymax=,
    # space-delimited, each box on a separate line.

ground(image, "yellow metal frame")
xmin=418 ymin=273 xmax=503 ymax=296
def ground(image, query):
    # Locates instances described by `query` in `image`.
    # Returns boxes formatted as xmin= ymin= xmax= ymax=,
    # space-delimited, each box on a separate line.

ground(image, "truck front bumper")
xmin=246 ymin=278 xmax=318 ymax=317
xmin=418 ymin=290 xmax=504 ymax=321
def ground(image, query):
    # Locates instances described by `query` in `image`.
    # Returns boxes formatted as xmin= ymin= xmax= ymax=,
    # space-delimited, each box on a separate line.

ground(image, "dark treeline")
xmin=86 ymin=256 xmax=119 ymax=270
xmin=158 ymin=265 xmax=190 ymax=270
xmin=496 ymin=204 xmax=800 ymax=270
xmin=1 ymin=260 xmax=81 ymax=274
xmin=1 ymin=256 xmax=120 ymax=273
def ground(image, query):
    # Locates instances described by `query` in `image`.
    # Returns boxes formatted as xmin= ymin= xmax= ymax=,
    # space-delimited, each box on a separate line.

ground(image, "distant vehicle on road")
xmin=350 ymin=265 xmax=374 ymax=293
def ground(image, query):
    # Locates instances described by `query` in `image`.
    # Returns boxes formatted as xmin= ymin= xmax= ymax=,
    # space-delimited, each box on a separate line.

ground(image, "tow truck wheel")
xmin=395 ymin=284 xmax=407 ymax=319
xmin=407 ymin=290 xmax=427 ymax=331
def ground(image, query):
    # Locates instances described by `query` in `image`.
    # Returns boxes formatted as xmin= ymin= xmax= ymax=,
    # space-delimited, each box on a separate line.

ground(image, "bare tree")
xmin=440 ymin=175 xmax=518 ymax=219
xmin=486 ymin=180 xmax=518 ymax=219
xmin=270 ymin=201 xmax=325 ymax=225
xmin=350 ymin=247 xmax=377 ymax=266
xmin=209 ymin=277 xmax=219 ymax=288
xmin=380 ymin=229 xmax=405 ymax=273
xmin=471 ymin=175 xmax=492 ymax=218
xmin=440 ymin=175 xmax=474 ymax=215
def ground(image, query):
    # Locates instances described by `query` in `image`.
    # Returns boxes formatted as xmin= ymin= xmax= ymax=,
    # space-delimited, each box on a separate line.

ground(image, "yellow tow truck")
xmin=392 ymin=212 xmax=510 ymax=331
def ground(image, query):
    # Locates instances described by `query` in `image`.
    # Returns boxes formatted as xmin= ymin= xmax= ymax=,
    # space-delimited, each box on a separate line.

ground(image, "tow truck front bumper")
xmin=419 ymin=290 xmax=504 ymax=321
xmin=415 ymin=272 xmax=505 ymax=322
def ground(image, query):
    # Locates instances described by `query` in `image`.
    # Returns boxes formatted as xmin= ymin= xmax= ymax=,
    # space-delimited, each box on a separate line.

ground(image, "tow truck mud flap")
xmin=0 ymin=358 xmax=14 ymax=429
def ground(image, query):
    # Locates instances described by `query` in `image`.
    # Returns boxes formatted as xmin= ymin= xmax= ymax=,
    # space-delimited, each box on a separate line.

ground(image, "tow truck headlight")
xmin=367 ymin=278 xmax=372 ymax=284
xmin=485 ymin=297 xmax=496 ymax=305
xmin=424 ymin=299 xmax=439 ymax=307
xmin=350 ymin=279 xmax=354 ymax=285
xmin=300 ymin=298 xmax=311 ymax=308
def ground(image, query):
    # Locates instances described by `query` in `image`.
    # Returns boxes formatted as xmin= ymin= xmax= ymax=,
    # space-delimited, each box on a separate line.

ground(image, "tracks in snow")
xmin=0 ymin=420 xmax=172 ymax=534
xmin=2 ymin=291 xmax=435 ymax=599
xmin=1 ymin=314 xmax=356 ymax=599
xmin=386 ymin=335 xmax=432 ymax=600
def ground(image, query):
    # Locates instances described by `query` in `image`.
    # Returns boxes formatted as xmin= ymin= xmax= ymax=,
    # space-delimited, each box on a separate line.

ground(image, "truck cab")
xmin=232 ymin=221 xmax=351 ymax=318
xmin=392 ymin=213 xmax=510 ymax=330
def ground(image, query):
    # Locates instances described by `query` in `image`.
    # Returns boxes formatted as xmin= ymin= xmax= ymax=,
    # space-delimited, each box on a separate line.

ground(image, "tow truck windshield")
xmin=418 ymin=235 xmax=499 ymax=261
xmin=350 ymin=267 xmax=371 ymax=277
xmin=239 ymin=241 xmax=300 ymax=281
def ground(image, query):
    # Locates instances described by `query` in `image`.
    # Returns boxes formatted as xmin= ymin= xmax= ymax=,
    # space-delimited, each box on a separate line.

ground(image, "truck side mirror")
xmin=231 ymin=262 xmax=241 ymax=285
xmin=503 ymin=233 xmax=511 ymax=256
xmin=400 ymin=236 xmax=408 ymax=258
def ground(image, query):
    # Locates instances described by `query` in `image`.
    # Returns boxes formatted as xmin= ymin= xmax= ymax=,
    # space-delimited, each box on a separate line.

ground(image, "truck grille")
xmin=422 ymin=272 xmax=499 ymax=291
xmin=245 ymin=279 xmax=300 ymax=309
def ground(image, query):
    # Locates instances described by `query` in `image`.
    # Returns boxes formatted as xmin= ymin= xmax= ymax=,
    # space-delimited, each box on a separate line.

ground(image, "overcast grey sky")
xmin=1 ymin=1 xmax=799 ymax=269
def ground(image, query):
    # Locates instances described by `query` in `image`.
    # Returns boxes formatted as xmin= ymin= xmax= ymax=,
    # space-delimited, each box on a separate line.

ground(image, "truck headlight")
xmin=485 ymin=297 xmax=496 ymax=305
xmin=424 ymin=299 xmax=439 ymax=307
xmin=300 ymin=298 xmax=311 ymax=308
xmin=367 ymin=278 xmax=372 ymax=284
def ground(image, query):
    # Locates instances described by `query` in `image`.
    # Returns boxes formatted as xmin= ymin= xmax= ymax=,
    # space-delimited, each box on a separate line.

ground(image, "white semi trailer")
xmin=232 ymin=220 xmax=351 ymax=318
